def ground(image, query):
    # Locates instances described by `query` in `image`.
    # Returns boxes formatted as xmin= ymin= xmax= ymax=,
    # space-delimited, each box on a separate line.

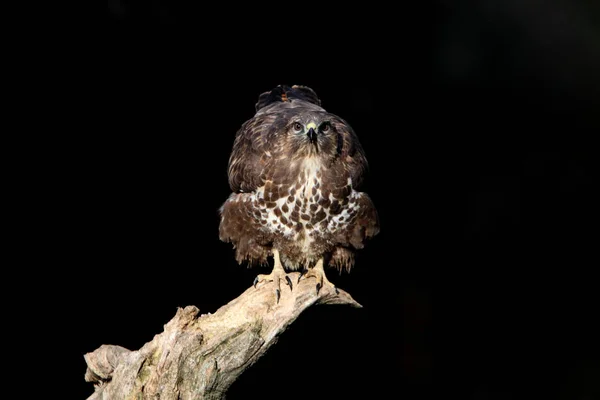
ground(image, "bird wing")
xmin=330 ymin=116 xmax=369 ymax=188
xmin=227 ymin=113 xmax=278 ymax=193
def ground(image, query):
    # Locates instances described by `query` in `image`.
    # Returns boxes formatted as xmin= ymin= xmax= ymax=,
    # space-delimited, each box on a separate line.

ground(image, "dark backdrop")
xmin=84 ymin=1 xmax=597 ymax=398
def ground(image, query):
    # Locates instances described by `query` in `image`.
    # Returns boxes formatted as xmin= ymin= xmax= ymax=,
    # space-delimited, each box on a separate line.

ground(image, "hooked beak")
xmin=307 ymin=127 xmax=317 ymax=144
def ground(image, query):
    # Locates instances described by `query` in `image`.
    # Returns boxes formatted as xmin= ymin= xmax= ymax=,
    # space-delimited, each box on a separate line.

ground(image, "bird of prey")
xmin=219 ymin=85 xmax=379 ymax=302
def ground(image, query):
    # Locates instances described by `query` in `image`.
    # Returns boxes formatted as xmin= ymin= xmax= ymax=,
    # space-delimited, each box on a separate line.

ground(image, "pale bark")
xmin=84 ymin=272 xmax=361 ymax=400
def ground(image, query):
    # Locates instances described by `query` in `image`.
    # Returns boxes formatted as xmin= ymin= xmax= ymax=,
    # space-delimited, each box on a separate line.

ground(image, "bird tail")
xmin=255 ymin=85 xmax=321 ymax=111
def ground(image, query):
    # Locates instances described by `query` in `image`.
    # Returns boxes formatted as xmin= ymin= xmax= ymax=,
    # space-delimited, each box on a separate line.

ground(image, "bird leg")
xmin=299 ymin=258 xmax=339 ymax=295
xmin=253 ymin=249 xmax=293 ymax=303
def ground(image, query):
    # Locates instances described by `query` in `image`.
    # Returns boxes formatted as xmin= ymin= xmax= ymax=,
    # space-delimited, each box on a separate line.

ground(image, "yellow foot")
xmin=298 ymin=259 xmax=339 ymax=295
xmin=252 ymin=249 xmax=292 ymax=304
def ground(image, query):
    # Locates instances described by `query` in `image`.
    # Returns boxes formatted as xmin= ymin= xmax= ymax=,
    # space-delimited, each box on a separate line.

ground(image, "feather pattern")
xmin=220 ymin=85 xmax=379 ymax=272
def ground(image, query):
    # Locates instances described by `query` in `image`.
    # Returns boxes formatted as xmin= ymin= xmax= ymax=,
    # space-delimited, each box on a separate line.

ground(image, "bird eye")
xmin=293 ymin=122 xmax=303 ymax=132
xmin=320 ymin=122 xmax=330 ymax=133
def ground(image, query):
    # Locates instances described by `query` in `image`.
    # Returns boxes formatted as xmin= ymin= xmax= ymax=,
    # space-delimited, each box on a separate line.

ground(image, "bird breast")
xmin=251 ymin=157 xmax=358 ymax=255
xmin=256 ymin=158 xmax=322 ymax=234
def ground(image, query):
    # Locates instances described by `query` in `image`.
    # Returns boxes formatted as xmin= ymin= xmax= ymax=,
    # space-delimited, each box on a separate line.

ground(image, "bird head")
xmin=285 ymin=112 xmax=338 ymax=159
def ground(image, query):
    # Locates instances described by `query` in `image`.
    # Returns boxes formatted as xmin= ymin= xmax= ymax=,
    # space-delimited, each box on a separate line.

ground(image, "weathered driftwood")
xmin=84 ymin=272 xmax=361 ymax=400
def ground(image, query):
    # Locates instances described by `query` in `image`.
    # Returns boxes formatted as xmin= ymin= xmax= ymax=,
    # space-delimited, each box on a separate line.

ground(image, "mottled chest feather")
xmin=247 ymin=158 xmax=358 ymax=251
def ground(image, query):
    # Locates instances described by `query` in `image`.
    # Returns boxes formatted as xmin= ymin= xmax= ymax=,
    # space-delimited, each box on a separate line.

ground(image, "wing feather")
xmin=331 ymin=116 xmax=368 ymax=188
xmin=227 ymin=113 xmax=277 ymax=193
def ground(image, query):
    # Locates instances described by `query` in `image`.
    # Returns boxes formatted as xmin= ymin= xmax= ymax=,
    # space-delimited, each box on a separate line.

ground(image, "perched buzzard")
xmin=219 ymin=85 xmax=379 ymax=301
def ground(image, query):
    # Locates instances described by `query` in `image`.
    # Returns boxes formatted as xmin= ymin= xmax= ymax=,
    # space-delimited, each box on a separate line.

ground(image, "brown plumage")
xmin=219 ymin=85 xmax=378 ymax=294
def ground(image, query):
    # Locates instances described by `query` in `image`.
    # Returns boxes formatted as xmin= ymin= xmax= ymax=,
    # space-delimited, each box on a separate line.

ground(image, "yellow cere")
xmin=306 ymin=122 xmax=317 ymax=131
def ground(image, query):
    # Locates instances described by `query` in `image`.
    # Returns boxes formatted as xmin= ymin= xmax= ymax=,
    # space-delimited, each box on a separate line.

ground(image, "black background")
xmin=84 ymin=1 xmax=597 ymax=399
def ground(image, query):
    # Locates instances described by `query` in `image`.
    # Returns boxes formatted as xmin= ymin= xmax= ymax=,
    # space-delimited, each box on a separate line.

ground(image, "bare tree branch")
xmin=84 ymin=272 xmax=361 ymax=400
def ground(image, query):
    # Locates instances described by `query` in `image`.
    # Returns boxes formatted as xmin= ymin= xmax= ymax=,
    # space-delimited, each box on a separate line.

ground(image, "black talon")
xmin=285 ymin=276 xmax=293 ymax=291
xmin=316 ymin=282 xmax=322 ymax=295
xmin=276 ymin=288 xmax=281 ymax=304
xmin=334 ymin=286 xmax=339 ymax=294
xmin=253 ymin=276 xmax=259 ymax=288
xmin=297 ymin=271 xmax=305 ymax=284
